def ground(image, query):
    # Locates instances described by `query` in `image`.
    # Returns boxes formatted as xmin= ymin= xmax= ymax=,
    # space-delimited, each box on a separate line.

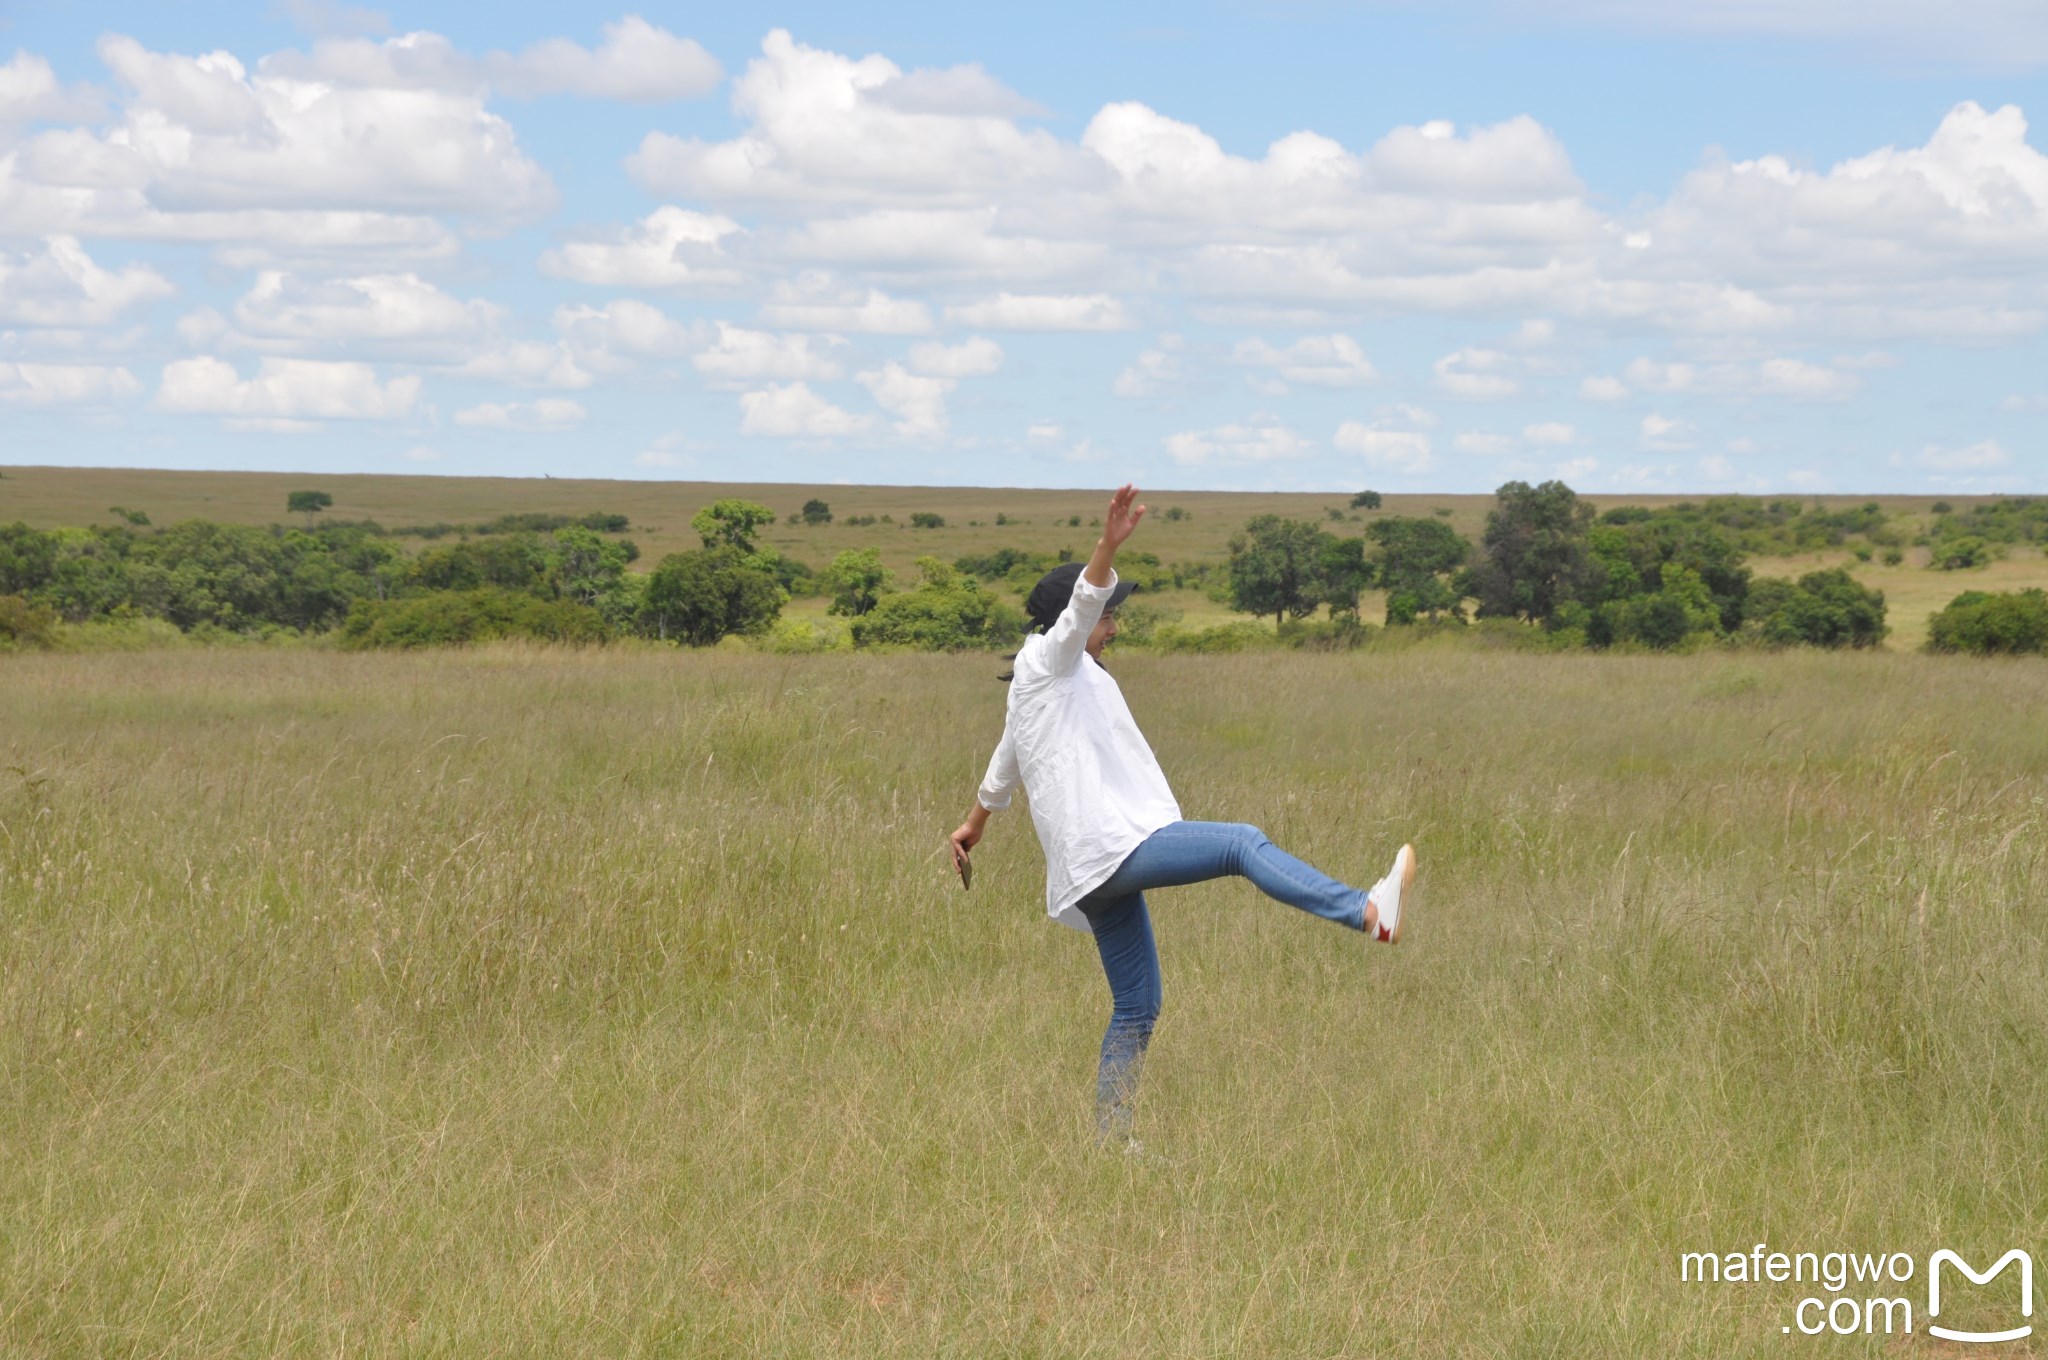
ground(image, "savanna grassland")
xmin=5 ymin=464 xmax=2041 ymax=648
xmin=4 ymin=639 xmax=2046 ymax=1356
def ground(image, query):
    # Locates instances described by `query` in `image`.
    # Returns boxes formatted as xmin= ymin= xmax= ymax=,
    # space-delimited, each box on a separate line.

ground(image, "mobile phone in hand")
xmin=952 ymin=842 xmax=973 ymax=890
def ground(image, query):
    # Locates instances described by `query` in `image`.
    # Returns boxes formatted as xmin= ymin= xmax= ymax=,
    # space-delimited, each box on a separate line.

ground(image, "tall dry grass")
xmin=3 ymin=643 xmax=2045 ymax=1355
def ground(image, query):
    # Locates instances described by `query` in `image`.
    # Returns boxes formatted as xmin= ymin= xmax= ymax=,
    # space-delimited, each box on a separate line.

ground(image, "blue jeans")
xmin=1076 ymin=820 xmax=1369 ymax=1139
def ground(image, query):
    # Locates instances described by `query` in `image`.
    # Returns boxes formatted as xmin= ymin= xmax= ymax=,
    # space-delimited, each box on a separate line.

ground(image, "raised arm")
xmin=1038 ymin=484 xmax=1148 ymax=677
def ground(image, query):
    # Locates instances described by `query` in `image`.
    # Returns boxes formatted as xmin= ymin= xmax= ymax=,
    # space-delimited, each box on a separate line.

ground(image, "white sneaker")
xmin=1366 ymin=843 xmax=1416 ymax=944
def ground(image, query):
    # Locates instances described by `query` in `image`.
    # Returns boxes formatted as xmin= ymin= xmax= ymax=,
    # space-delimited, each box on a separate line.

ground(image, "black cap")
xmin=1025 ymin=562 xmax=1135 ymax=633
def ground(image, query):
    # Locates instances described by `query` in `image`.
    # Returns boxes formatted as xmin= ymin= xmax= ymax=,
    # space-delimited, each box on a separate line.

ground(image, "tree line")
xmin=4 ymin=485 xmax=2044 ymax=656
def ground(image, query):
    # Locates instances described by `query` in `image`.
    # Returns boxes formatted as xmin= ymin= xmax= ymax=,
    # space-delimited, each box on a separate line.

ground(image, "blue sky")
xmin=1 ymin=1 xmax=2044 ymax=492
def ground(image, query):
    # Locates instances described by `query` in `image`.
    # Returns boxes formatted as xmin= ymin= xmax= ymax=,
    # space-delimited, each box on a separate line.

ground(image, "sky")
xmin=1 ymin=0 xmax=2044 ymax=493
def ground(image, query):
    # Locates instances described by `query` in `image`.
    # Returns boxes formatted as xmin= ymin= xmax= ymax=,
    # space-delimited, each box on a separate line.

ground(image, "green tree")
xmin=801 ymin=498 xmax=833 ymax=525
xmin=1367 ymin=517 xmax=1470 ymax=625
xmin=638 ymin=546 xmax=784 ymax=645
xmin=1227 ymin=515 xmax=1326 ymax=628
xmin=910 ymin=511 xmax=946 ymax=529
xmin=546 ymin=525 xmax=638 ymax=624
xmin=1469 ymin=480 xmax=1595 ymax=625
xmin=824 ymin=547 xmax=892 ymax=616
xmin=286 ymin=490 xmax=333 ymax=520
xmin=1316 ymin=534 xmax=1372 ymax=619
xmin=1743 ymin=569 xmax=1887 ymax=648
xmin=690 ymin=499 xmax=776 ymax=553
xmin=1349 ymin=490 xmax=1383 ymax=510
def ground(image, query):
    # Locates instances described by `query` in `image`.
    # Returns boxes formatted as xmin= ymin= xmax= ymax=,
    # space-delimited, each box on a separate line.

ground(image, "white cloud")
xmin=484 ymin=18 xmax=722 ymax=101
xmin=866 ymin=62 xmax=1046 ymax=118
xmin=738 ymin=381 xmax=873 ymax=437
xmin=452 ymin=342 xmax=591 ymax=390
xmin=1231 ymin=334 xmax=1378 ymax=391
xmin=452 ymin=398 xmax=586 ymax=430
xmin=228 ymin=269 xmax=500 ymax=349
xmin=907 ymin=336 xmax=1003 ymax=378
xmin=155 ymin=356 xmax=420 ymax=419
xmin=1581 ymin=375 xmax=1629 ymax=401
xmin=1165 ymin=416 xmax=1315 ymax=466
xmin=946 ymin=293 xmax=1133 ymax=332
xmin=1334 ymin=405 xmax=1439 ymax=474
xmin=539 ymin=207 xmax=742 ymax=289
xmin=1455 ymin=431 xmax=1517 ymax=455
xmin=0 ymin=362 xmax=142 ymax=405
xmin=1026 ymin=421 xmax=1064 ymax=442
xmin=265 ymin=18 xmax=722 ymax=102
xmin=692 ymin=323 xmax=847 ymax=385
xmin=1523 ymin=421 xmax=1576 ymax=445
xmin=627 ymin=30 xmax=1083 ymax=205
xmin=1433 ymin=347 xmax=1520 ymax=400
xmin=0 ymin=237 xmax=174 ymax=328
xmin=1639 ymin=411 xmax=1696 ymax=450
xmin=1113 ymin=341 xmax=1186 ymax=398
xmin=1618 ymin=355 xmax=1861 ymax=401
xmin=400 ymin=444 xmax=441 ymax=462
xmin=2001 ymin=392 xmax=2048 ymax=413
xmin=1915 ymin=438 xmax=2013 ymax=471
xmin=756 ymin=275 xmax=933 ymax=334
xmin=857 ymin=362 xmax=953 ymax=437
xmin=34 ymin=35 xmax=553 ymax=220
xmin=551 ymin=299 xmax=699 ymax=368
xmin=0 ymin=52 xmax=105 ymax=124
xmin=1554 ymin=455 xmax=1599 ymax=480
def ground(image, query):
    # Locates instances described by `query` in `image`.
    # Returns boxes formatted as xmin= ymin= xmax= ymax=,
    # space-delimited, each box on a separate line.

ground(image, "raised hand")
xmin=1101 ymin=483 xmax=1148 ymax=551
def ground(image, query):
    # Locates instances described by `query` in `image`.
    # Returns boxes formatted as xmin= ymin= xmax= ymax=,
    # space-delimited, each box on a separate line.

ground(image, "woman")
xmin=949 ymin=484 xmax=1416 ymax=1143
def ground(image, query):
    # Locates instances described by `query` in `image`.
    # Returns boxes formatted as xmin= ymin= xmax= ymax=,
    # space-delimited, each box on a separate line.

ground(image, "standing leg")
xmin=1091 ymin=821 xmax=1372 ymax=931
xmin=1078 ymin=890 xmax=1161 ymax=1141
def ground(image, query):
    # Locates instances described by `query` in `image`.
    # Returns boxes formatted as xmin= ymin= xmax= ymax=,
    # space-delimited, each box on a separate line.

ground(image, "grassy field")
xmin=4 ymin=641 xmax=2045 ymax=1355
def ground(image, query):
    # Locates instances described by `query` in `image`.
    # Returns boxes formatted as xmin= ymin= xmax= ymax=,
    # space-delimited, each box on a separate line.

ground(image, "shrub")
xmin=801 ymin=498 xmax=832 ymax=525
xmin=1926 ymin=589 xmax=2048 ymax=655
xmin=1148 ymin=621 xmax=1278 ymax=654
xmin=0 ymin=593 xmax=58 ymax=649
xmin=758 ymin=616 xmax=850 ymax=653
xmin=339 ymin=589 xmax=610 ymax=649
xmin=850 ymin=557 xmax=1022 ymax=650
xmin=1930 ymin=500 xmax=1954 ymax=515
xmin=1111 ymin=600 xmax=1182 ymax=645
xmin=1349 ymin=491 xmax=1382 ymax=510
xmin=909 ymin=512 xmax=946 ymax=529
xmin=1932 ymin=535 xmax=1992 ymax=570
xmin=1163 ymin=506 xmax=1190 ymax=521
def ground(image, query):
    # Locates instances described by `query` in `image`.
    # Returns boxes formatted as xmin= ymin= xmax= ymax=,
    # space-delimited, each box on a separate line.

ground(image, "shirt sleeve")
xmin=1038 ymin=567 xmax=1118 ymax=679
xmin=977 ymin=719 xmax=1022 ymax=811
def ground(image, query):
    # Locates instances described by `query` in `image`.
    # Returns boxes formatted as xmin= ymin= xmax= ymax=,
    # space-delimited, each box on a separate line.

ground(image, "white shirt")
xmin=977 ymin=568 xmax=1183 ymax=933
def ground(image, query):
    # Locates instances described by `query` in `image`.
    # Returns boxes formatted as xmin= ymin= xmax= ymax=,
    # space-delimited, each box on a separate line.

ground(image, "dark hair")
xmin=999 ymin=564 xmax=1135 ymax=680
